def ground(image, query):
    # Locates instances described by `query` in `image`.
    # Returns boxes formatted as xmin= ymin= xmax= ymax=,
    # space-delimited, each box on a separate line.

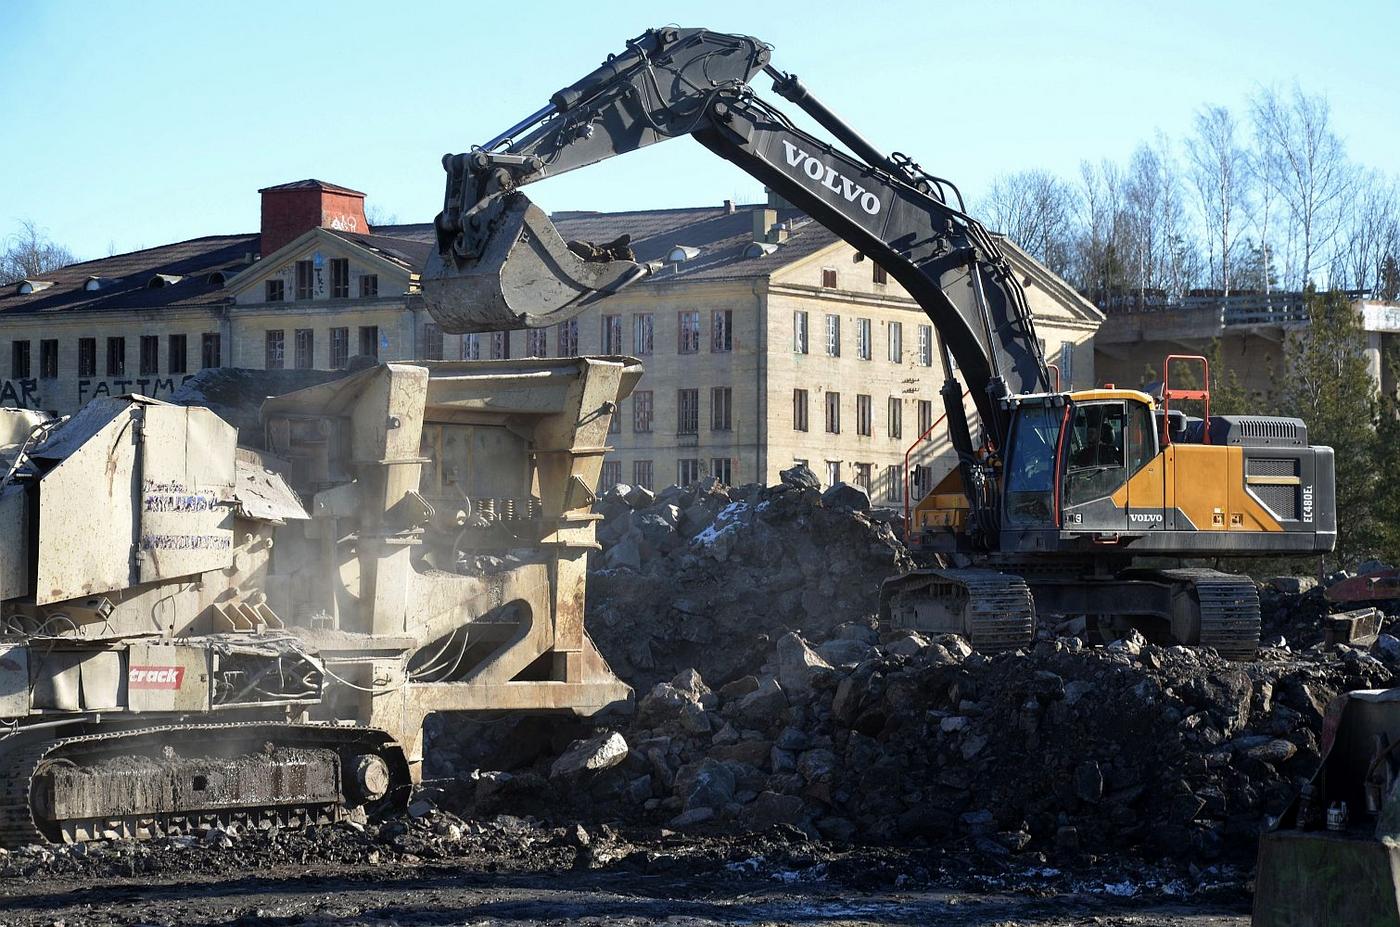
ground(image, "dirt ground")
xmin=0 ymin=827 xmax=1252 ymax=927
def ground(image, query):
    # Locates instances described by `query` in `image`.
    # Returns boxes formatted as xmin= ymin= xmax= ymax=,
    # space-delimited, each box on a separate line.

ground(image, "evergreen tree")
xmin=1280 ymin=289 xmax=1378 ymax=565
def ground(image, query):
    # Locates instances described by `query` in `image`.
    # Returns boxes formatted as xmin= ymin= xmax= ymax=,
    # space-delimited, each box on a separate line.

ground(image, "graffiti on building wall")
xmin=75 ymin=376 xmax=194 ymax=405
xmin=0 ymin=379 xmax=39 ymax=409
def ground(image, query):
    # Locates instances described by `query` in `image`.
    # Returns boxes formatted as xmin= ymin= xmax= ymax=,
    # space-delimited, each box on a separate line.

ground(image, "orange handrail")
xmin=1162 ymin=354 xmax=1211 ymax=445
xmin=902 ymin=389 xmax=972 ymax=543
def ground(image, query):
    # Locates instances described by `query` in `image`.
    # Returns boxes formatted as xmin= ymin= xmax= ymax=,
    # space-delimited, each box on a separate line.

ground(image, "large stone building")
xmin=0 ymin=181 xmax=1104 ymax=502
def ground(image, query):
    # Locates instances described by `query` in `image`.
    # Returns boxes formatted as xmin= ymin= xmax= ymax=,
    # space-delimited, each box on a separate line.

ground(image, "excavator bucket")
xmin=421 ymin=191 xmax=650 ymax=333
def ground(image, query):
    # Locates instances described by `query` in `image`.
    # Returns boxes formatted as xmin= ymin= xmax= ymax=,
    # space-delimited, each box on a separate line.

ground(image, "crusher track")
xmin=0 ymin=722 xmax=412 ymax=846
xmin=1160 ymin=568 xmax=1262 ymax=661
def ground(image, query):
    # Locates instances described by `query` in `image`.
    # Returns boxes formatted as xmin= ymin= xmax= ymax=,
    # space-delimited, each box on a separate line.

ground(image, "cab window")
xmin=1065 ymin=402 xmax=1126 ymax=506
xmin=1126 ymin=401 xmax=1156 ymax=474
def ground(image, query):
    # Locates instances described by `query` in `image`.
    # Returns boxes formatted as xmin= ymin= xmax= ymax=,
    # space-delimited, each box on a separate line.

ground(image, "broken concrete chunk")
xmin=779 ymin=463 xmax=821 ymax=490
xmin=821 ymin=481 xmax=871 ymax=512
xmin=776 ymin=632 xmax=833 ymax=694
xmin=549 ymin=731 xmax=629 ymax=779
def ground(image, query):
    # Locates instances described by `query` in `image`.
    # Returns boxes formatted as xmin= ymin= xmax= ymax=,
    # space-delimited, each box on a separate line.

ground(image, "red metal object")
xmin=1325 ymin=569 xmax=1400 ymax=605
xmin=1046 ymin=363 xmax=1062 ymax=392
xmin=1161 ymin=354 xmax=1211 ymax=445
xmin=1052 ymin=402 xmax=1071 ymax=526
xmin=902 ymin=389 xmax=970 ymax=544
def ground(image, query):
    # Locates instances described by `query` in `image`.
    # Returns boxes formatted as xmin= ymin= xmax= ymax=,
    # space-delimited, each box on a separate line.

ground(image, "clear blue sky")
xmin=2 ymin=0 xmax=1395 ymax=260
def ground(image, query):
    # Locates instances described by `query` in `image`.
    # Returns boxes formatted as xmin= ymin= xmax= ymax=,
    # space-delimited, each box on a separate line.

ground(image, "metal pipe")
xmin=765 ymin=66 xmax=890 ymax=173
xmin=481 ymin=103 xmax=557 ymax=152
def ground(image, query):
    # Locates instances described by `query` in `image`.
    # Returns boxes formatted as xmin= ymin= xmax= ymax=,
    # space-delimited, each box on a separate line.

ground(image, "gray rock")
xmin=797 ymin=748 xmax=837 ymax=784
xmin=683 ymin=758 xmax=737 ymax=811
xmin=624 ymin=485 xmax=656 ymax=509
xmin=960 ymin=809 xmax=995 ymax=835
xmin=670 ymin=667 xmax=716 ymax=708
xmin=834 ymin=621 xmax=880 ymax=644
xmin=884 ymin=630 xmax=928 ymax=658
xmin=1376 ymin=634 xmax=1400 ymax=663
xmin=817 ymin=638 xmax=875 ymax=666
xmin=780 ymin=464 xmax=821 ymax=490
xmin=1267 ymin=575 xmax=1318 ymax=595
xmin=550 ymin=731 xmax=629 ymax=779
xmin=821 ymin=481 xmax=871 ymax=512
xmin=734 ymin=676 xmax=788 ymax=728
xmin=776 ymin=632 xmax=833 ymax=694
xmin=637 ymin=683 xmax=691 ymax=725
xmin=1074 ymin=761 xmax=1103 ymax=803
xmin=748 ymin=791 xmax=807 ymax=827
xmin=711 ymin=722 xmax=741 ymax=746
xmin=668 ymin=807 xmax=715 ymax=828
xmin=604 ymin=530 xmax=643 ymax=571
xmin=718 ymin=675 xmax=760 ymax=703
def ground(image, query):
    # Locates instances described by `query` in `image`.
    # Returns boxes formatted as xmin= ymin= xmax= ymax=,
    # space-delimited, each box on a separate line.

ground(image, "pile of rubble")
xmin=584 ymin=466 xmax=912 ymax=690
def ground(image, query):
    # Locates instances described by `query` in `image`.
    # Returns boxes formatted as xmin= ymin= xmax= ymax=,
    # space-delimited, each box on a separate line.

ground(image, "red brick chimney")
xmin=258 ymin=180 xmax=370 ymax=257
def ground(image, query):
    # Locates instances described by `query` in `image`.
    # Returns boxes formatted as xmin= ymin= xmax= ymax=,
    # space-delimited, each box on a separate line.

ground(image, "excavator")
xmin=421 ymin=26 xmax=1337 ymax=660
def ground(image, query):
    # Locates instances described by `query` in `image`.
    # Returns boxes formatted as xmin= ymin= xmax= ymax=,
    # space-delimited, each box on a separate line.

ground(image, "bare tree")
xmin=1072 ymin=158 xmax=1130 ymax=303
xmin=977 ymin=169 xmax=1079 ymax=277
xmin=1250 ymin=85 xmax=1354 ymax=288
xmin=1122 ymin=136 xmax=1196 ymax=300
xmin=1186 ymin=105 xmax=1250 ymax=295
xmin=1 ymin=220 xmax=75 ymax=283
xmin=1333 ymin=172 xmax=1398 ymax=292
xmin=364 ymin=203 xmax=398 ymax=228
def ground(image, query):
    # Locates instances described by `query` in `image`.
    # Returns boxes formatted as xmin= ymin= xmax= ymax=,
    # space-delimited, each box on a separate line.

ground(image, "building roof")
xmin=0 ymin=234 xmax=259 ymax=316
xmin=258 ymin=179 xmax=365 ymax=197
xmin=0 ymin=196 xmax=1100 ymax=323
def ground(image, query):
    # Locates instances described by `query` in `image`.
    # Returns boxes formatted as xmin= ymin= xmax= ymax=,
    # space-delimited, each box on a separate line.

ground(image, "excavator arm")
xmin=422 ymin=26 xmax=1051 ymax=532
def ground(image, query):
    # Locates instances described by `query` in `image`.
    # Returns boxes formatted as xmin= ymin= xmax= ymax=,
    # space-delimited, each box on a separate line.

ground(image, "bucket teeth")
xmin=422 ymin=192 xmax=649 ymax=333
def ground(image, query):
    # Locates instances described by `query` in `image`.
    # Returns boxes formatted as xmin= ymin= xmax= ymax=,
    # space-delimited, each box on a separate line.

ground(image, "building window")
xmin=1060 ymin=341 xmax=1075 ymax=388
xmin=359 ymin=325 xmax=379 ymax=359
xmin=793 ymin=311 xmax=809 ymax=354
xmin=360 ymin=274 xmax=379 ymax=298
xmin=106 ymin=337 xmax=126 ymax=377
xmin=856 ymin=394 xmax=872 ymax=436
xmin=168 ymin=334 xmax=187 ymax=374
xmin=825 ymin=314 xmax=841 ymax=357
xmin=793 ymin=389 xmax=809 ymax=432
xmin=294 ymin=329 xmax=314 ymax=369
xmin=918 ymin=399 xmax=933 ymax=436
xmin=711 ymin=387 xmax=732 ymax=431
xmin=678 ymin=311 xmax=701 ymax=354
xmin=423 ymin=323 xmax=444 ymax=360
xmin=888 ymin=321 xmax=903 ymax=363
xmin=201 ymin=334 xmax=222 ymax=369
xmin=886 ymin=465 xmax=903 ymax=503
xmin=873 ymin=263 xmax=888 ymax=285
xmin=633 ymin=313 xmax=654 ymax=355
xmin=601 ymin=315 xmax=623 ymax=353
xmin=712 ymin=309 xmax=732 ymax=353
xmin=821 ymin=267 xmax=837 ymax=288
xmin=712 ymin=458 xmax=732 ymax=485
xmin=78 ymin=338 xmax=96 ymax=377
xmin=330 ymin=328 xmax=349 ymax=368
xmin=557 ymin=318 xmax=578 ymax=356
xmin=266 ymin=279 xmax=285 ymax=302
xmin=490 ymin=332 xmax=510 ymax=360
xmin=39 ymin=339 xmax=57 ymax=379
xmin=918 ymin=324 xmax=933 ymax=366
xmin=854 ymin=462 xmax=872 ymax=493
xmin=633 ymin=390 xmax=653 ymax=432
xmin=913 ymin=464 xmax=933 ymax=499
xmin=678 ymin=458 xmax=701 ymax=485
xmin=633 ymin=459 xmax=653 ymax=490
xmin=11 ymin=341 xmax=29 ymax=379
xmin=609 ymin=406 xmax=620 ymax=434
xmin=295 ymin=260 xmax=314 ymax=300
xmin=330 ymin=259 xmax=350 ymax=299
xmin=825 ymin=391 xmax=840 ymax=434
xmin=826 ymin=460 xmax=841 ymax=486
xmin=600 ymin=460 xmax=622 ymax=488
xmin=462 ymin=333 xmax=481 ymax=360
xmin=139 ymin=335 xmax=158 ymax=376
xmin=888 ymin=397 xmax=902 ymax=440
xmin=265 ymin=330 xmax=285 ymax=369
xmin=856 ymin=317 xmax=872 ymax=360
xmin=677 ymin=388 xmax=699 ymax=435
xmin=526 ymin=329 xmax=547 ymax=358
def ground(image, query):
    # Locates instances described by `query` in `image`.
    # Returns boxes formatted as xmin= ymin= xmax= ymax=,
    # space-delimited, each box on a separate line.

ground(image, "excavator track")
xmin=0 ymin=722 xmax=411 ymax=846
xmin=1161 ymin=569 xmax=1261 ymax=661
xmin=881 ymin=568 xmax=1036 ymax=653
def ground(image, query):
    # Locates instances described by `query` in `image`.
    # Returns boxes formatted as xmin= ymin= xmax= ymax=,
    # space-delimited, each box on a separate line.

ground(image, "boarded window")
xmin=39 ymin=339 xmax=58 ymax=379
xmin=294 ymin=329 xmax=314 ymax=369
xmin=106 ymin=337 xmax=126 ymax=377
xmin=265 ymin=330 xmax=285 ymax=369
xmin=633 ymin=390 xmax=653 ymax=432
xmin=295 ymin=260 xmax=314 ymax=300
xmin=139 ymin=335 xmax=159 ymax=376
xmin=821 ymin=267 xmax=837 ymax=288
xmin=677 ymin=388 xmax=699 ymax=434
xmin=329 ymin=328 xmax=349 ymax=368
xmin=168 ymin=334 xmax=187 ymax=374
xmin=873 ymin=263 xmax=888 ymax=285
